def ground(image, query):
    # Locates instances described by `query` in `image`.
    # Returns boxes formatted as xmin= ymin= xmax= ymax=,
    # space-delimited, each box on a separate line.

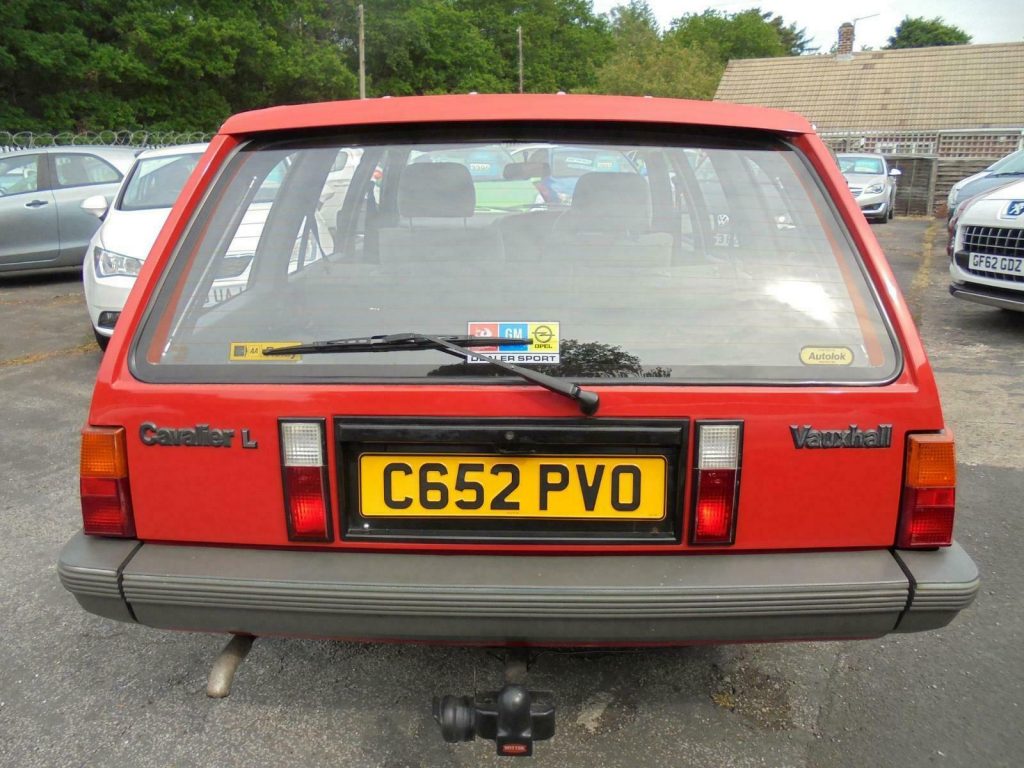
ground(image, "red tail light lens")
xmin=80 ymin=426 xmax=135 ymax=537
xmin=695 ymin=469 xmax=737 ymax=541
xmin=691 ymin=423 xmax=742 ymax=545
xmin=897 ymin=433 xmax=956 ymax=549
xmin=284 ymin=466 xmax=329 ymax=538
xmin=280 ymin=420 xmax=332 ymax=542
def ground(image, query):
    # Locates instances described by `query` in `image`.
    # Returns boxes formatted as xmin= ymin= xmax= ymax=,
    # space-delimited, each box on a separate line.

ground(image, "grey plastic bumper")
xmin=58 ymin=532 xmax=978 ymax=645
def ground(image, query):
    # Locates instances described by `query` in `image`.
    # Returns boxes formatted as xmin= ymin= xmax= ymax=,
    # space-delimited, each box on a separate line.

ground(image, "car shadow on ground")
xmin=0 ymin=266 xmax=81 ymax=288
xmin=950 ymin=304 xmax=1024 ymax=334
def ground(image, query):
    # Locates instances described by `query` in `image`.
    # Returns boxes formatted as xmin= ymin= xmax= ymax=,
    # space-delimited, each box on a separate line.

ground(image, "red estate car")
xmin=60 ymin=95 xmax=978 ymax=755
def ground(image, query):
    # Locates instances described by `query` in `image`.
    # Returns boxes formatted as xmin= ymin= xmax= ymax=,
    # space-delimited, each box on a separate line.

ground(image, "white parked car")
xmin=949 ymin=177 xmax=1024 ymax=312
xmin=82 ymin=144 xmax=207 ymax=348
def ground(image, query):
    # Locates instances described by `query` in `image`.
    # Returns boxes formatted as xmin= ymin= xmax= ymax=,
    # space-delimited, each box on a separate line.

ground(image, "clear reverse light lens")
xmin=94 ymin=247 xmax=142 ymax=277
xmin=281 ymin=422 xmax=323 ymax=466
xmin=698 ymin=424 xmax=740 ymax=469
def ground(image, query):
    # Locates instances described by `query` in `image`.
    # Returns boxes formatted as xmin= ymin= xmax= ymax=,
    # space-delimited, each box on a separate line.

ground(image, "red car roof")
xmin=219 ymin=94 xmax=813 ymax=136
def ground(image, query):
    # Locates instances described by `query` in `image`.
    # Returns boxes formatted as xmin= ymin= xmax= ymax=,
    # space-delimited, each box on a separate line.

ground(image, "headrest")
xmin=398 ymin=162 xmax=475 ymax=218
xmin=567 ymin=172 xmax=651 ymax=233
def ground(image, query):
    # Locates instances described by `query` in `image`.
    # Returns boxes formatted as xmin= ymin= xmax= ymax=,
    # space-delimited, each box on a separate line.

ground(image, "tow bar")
xmin=433 ymin=650 xmax=555 ymax=756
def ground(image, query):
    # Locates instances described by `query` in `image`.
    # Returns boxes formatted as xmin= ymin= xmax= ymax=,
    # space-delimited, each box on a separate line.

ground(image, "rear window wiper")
xmin=263 ymin=333 xmax=600 ymax=416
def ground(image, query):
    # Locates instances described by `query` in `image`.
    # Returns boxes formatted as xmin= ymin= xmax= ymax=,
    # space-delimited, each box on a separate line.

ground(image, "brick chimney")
xmin=837 ymin=22 xmax=855 ymax=55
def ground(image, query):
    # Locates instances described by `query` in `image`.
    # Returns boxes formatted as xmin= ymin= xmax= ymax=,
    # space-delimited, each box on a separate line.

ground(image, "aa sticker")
xmin=466 ymin=321 xmax=561 ymax=364
xmin=229 ymin=342 xmax=302 ymax=362
xmin=800 ymin=346 xmax=853 ymax=366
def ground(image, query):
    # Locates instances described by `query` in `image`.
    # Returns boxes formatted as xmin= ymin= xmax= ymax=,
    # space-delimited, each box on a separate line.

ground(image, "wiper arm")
xmin=263 ymin=333 xmax=599 ymax=416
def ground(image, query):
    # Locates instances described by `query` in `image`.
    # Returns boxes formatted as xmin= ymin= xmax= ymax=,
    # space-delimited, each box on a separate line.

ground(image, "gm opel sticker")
xmin=467 ymin=321 xmax=560 ymax=363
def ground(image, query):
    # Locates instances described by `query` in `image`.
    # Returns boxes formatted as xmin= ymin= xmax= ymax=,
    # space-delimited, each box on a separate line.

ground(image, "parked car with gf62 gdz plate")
xmin=58 ymin=95 xmax=978 ymax=756
xmin=949 ymin=177 xmax=1024 ymax=311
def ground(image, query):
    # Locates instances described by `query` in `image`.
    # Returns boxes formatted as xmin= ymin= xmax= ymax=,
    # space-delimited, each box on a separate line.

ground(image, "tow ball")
xmin=432 ymin=650 xmax=555 ymax=757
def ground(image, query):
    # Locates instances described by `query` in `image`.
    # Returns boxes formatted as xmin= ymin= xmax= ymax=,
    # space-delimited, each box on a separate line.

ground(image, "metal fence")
xmin=820 ymin=128 xmax=1024 ymax=159
xmin=1 ymin=130 xmax=213 ymax=153
xmin=821 ymin=128 xmax=1024 ymax=215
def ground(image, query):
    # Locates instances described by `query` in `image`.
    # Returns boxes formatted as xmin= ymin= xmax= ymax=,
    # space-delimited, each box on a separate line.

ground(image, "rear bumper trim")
xmin=58 ymin=532 xmax=978 ymax=644
xmin=894 ymin=544 xmax=980 ymax=632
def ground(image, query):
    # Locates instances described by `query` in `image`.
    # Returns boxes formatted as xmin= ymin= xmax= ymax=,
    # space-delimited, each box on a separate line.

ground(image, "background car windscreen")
xmin=134 ymin=132 xmax=899 ymax=384
xmin=119 ymin=153 xmax=202 ymax=211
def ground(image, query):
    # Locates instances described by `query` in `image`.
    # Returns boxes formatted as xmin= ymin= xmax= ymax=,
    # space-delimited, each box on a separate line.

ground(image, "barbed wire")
xmin=0 ymin=130 xmax=213 ymax=152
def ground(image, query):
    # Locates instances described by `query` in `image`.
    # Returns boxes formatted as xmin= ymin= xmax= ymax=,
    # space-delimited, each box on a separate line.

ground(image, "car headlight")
xmin=94 ymin=247 xmax=142 ymax=278
xmin=865 ymin=183 xmax=885 ymax=195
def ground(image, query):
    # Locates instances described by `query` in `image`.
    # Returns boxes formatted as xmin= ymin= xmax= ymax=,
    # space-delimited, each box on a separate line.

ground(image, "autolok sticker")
xmin=800 ymin=346 xmax=853 ymax=366
xmin=467 ymin=321 xmax=560 ymax=364
xmin=229 ymin=342 xmax=302 ymax=361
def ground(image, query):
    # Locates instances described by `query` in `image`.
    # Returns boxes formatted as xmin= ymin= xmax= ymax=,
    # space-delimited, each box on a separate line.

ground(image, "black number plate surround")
xmin=335 ymin=418 xmax=689 ymax=544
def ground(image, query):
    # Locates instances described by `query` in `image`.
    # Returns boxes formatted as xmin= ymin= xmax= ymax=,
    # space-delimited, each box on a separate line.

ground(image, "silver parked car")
xmin=946 ymin=148 xmax=1024 ymax=218
xmin=0 ymin=146 xmax=140 ymax=272
xmin=836 ymin=153 xmax=901 ymax=223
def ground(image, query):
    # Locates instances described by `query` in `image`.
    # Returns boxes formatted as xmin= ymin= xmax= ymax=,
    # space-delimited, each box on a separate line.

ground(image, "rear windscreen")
xmin=132 ymin=126 xmax=899 ymax=384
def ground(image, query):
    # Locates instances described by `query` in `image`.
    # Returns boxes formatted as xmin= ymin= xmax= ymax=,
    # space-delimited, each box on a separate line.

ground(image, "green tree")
xmin=117 ymin=0 xmax=358 ymax=128
xmin=0 ymin=0 xmax=358 ymax=132
xmin=666 ymin=9 xmax=789 ymax=63
xmin=885 ymin=16 xmax=972 ymax=49
xmin=0 ymin=0 xmax=136 ymax=131
xmin=595 ymin=2 xmax=722 ymax=99
xmin=332 ymin=0 xmax=505 ymax=96
xmin=329 ymin=0 xmax=612 ymax=96
xmin=764 ymin=11 xmax=816 ymax=55
xmin=459 ymin=0 xmax=614 ymax=93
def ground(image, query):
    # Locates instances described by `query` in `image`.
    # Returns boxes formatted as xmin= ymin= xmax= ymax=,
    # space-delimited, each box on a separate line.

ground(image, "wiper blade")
xmin=263 ymin=333 xmax=520 ymax=355
xmin=264 ymin=333 xmax=599 ymax=416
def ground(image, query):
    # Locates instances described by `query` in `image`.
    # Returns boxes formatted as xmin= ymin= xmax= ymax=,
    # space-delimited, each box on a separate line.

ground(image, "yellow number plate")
xmin=359 ymin=454 xmax=667 ymax=520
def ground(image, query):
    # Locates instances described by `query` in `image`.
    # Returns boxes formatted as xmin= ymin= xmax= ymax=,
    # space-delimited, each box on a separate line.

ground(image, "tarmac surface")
xmin=0 ymin=217 xmax=1021 ymax=767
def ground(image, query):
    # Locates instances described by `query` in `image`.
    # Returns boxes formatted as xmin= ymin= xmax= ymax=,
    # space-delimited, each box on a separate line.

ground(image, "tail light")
xmin=691 ymin=422 xmax=742 ymax=545
xmin=279 ymin=419 xmax=332 ymax=541
xmin=80 ymin=426 xmax=135 ymax=537
xmin=897 ymin=433 xmax=956 ymax=549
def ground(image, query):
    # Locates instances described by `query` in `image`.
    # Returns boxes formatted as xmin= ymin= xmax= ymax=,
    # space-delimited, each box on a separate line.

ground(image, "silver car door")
xmin=0 ymin=153 xmax=59 ymax=267
xmin=50 ymin=152 xmax=124 ymax=264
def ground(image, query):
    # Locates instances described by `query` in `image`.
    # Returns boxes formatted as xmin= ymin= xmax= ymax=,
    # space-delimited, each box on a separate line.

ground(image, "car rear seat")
xmin=545 ymin=172 xmax=672 ymax=267
xmin=377 ymin=162 xmax=504 ymax=264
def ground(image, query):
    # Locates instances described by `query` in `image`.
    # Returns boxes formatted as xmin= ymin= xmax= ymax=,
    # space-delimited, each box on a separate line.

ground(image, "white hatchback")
xmin=949 ymin=177 xmax=1024 ymax=312
xmin=82 ymin=144 xmax=208 ymax=348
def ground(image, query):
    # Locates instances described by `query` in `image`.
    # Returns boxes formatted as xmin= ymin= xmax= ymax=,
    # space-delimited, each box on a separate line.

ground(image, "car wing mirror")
xmin=81 ymin=195 xmax=109 ymax=219
xmin=889 ymin=168 xmax=902 ymax=177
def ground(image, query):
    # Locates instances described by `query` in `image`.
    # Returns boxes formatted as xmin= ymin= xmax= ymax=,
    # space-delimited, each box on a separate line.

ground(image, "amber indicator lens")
xmin=692 ymin=423 xmax=741 ymax=545
xmin=81 ymin=426 xmax=128 ymax=478
xmin=280 ymin=420 xmax=331 ymax=542
xmin=905 ymin=434 xmax=956 ymax=488
xmin=80 ymin=426 xmax=135 ymax=538
xmin=897 ymin=433 xmax=955 ymax=549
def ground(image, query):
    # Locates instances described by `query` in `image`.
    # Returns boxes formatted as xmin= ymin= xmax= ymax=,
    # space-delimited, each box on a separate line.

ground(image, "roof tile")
xmin=714 ymin=43 xmax=1024 ymax=131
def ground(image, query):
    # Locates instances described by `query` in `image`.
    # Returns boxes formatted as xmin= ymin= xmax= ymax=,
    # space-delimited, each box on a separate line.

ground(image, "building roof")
xmin=219 ymin=94 xmax=813 ymax=136
xmin=714 ymin=43 xmax=1024 ymax=133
